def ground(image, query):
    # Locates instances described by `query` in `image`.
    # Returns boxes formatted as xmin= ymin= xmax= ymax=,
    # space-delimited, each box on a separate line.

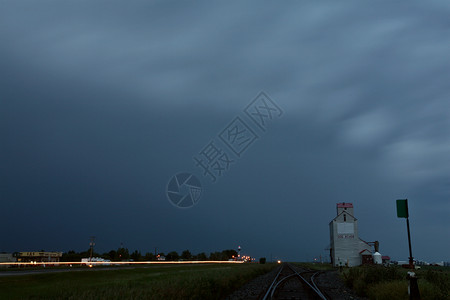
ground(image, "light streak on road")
xmin=0 ymin=260 xmax=245 ymax=267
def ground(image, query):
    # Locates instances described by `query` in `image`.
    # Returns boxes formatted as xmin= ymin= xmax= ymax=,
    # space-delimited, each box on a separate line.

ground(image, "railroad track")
xmin=261 ymin=263 xmax=327 ymax=300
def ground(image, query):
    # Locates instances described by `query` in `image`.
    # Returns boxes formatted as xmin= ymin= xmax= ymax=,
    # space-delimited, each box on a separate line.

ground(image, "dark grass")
xmin=0 ymin=263 xmax=277 ymax=300
xmin=341 ymin=265 xmax=450 ymax=300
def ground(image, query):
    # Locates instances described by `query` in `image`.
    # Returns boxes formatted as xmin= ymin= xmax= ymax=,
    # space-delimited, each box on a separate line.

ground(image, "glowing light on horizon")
xmin=0 ymin=260 xmax=245 ymax=266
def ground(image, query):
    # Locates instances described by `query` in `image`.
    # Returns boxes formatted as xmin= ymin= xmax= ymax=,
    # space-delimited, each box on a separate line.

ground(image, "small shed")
xmin=360 ymin=249 xmax=373 ymax=265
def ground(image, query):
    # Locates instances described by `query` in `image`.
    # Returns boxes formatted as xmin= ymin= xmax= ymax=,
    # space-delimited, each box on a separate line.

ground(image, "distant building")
xmin=0 ymin=253 xmax=16 ymax=268
xmin=382 ymin=256 xmax=391 ymax=265
xmin=0 ymin=253 xmax=16 ymax=262
xmin=329 ymin=203 xmax=373 ymax=267
xmin=17 ymin=252 xmax=62 ymax=263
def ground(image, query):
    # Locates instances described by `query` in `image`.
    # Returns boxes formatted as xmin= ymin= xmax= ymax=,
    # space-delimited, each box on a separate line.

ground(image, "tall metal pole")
xmin=403 ymin=199 xmax=414 ymax=269
xmin=89 ymin=236 xmax=95 ymax=262
xmin=406 ymin=217 xmax=414 ymax=268
xmin=407 ymin=216 xmax=420 ymax=299
xmin=397 ymin=199 xmax=420 ymax=299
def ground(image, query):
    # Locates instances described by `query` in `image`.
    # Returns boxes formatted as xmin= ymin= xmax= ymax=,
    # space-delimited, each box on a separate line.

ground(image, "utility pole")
xmin=89 ymin=236 xmax=95 ymax=262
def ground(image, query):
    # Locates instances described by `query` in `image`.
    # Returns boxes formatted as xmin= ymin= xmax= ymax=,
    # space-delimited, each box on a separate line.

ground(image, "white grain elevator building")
xmin=329 ymin=202 xmax=372 ymax=267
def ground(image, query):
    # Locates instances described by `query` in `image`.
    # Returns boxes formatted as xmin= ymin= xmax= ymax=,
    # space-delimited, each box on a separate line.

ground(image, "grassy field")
xmin=341 ymin=265 xmax=450 ymax=300
xmin=0 ymin=263 xmax=277 ymax=300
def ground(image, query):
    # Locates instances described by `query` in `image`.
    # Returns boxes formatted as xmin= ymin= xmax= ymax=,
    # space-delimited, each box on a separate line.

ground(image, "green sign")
xmin=396 ymin=199 xmax=409 ymax=218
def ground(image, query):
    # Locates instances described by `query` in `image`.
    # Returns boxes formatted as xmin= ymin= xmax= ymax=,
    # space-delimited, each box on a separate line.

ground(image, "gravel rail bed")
xmin=314 ymin=270 xmax=368 ymax=300
xmin=225 ymin=265 xmax=281 ymax=300
xmin=226 ymin=265 xmax=368 ymax=300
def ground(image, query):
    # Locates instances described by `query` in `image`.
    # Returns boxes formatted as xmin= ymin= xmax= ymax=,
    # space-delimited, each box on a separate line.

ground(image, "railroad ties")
xmin=261 ymin=263 xmax=327 ymax=300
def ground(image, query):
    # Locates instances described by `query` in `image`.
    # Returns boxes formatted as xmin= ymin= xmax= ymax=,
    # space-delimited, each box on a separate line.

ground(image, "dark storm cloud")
xmin=1 ymin=1 xmax=449 ymax=261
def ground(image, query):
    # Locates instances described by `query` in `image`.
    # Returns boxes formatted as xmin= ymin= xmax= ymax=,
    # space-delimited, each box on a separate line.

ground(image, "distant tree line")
xmin=61 ymin=248 xmax=238 ymax=262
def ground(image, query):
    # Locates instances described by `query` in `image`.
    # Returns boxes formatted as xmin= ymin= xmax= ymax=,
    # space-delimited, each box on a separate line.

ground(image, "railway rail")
xmin=262 ymin=263 xmax=327 ymax=300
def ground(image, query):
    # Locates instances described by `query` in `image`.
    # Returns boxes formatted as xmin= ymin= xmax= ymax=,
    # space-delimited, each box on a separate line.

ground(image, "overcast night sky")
xmin=1 ymin=1 xmax=449 ymax=263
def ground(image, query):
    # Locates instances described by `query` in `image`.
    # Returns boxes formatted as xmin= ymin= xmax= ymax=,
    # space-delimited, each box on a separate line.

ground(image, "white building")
xmin=329 ymin=202 xmax=373 ymax=267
